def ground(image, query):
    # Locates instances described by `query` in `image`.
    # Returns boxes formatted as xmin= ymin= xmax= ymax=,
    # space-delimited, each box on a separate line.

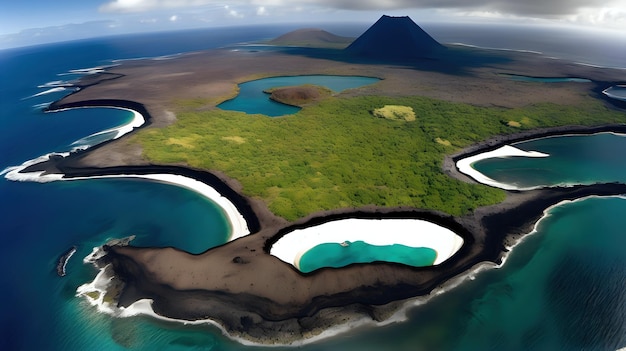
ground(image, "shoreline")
xmin=7 ymin=46 xmax=626 ymax=344
xmin=14 ymin=97 xmax=626 ymax=345
xmin=443 ymin=123 xmax=626 ymax=185
xmin=79 ymin=182 xmax=626 ymax=346
xmin=455 ymin=144 xmax=549 ymax=190
xmin=498 ymin=194 xmax=626 ymax=266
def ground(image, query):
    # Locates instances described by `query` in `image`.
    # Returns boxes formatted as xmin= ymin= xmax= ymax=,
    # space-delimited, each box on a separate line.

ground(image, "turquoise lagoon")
xmin=298 ymin=241 xmax=437 ymax=273
xmin=217 ymin=75 xmax=380 ymax=116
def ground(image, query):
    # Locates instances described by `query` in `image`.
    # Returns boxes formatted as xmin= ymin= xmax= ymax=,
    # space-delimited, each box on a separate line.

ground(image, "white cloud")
xmin=97 ymin=0 xmax=626 ymax=29
xmin=229 ymin=10 xmax=244 ymax=18
xmin=567 ymin=6 xmax=626 ymax=29
xmin=224 ymin=5 xmax=244 ymax=18
xmin=169 ymin=15 xmax=178 ymax=21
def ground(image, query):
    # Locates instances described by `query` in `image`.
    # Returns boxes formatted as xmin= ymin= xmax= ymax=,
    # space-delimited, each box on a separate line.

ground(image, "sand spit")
xmin=456 ymin=144 xmax=549 ymax=190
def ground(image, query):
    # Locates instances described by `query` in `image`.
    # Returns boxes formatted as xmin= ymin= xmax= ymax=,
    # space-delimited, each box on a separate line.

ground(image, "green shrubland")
xmin=135 ymin=94 xmax=624 ymax=220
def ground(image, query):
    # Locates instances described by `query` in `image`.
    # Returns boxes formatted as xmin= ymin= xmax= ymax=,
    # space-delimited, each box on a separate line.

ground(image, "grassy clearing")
xmin=373 ymin=105 xmax=416 ymax=122
xmin=135 ymin=94 xmax=624 ymax=221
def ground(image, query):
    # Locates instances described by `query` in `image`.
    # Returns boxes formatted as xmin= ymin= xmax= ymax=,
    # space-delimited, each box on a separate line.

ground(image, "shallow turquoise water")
xmin=472 ymin=133 xmax=626 ymax=189
xmin=298 ymin=241 xmax=437 ymax=273
xmin=217 ymin=75 xmax=380 ymax=116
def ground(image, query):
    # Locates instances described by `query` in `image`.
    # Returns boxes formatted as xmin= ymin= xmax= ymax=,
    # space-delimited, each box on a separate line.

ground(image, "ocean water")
xmin=1 ymin=24 xmax=625 ymax=350
xmin=217 ymin=75 xmax=380 ymax=116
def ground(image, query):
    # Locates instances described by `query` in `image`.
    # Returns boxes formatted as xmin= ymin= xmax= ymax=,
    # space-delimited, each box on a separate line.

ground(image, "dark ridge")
xmin=56 ymin=246 xmax=77 ymax=277
xmin=345 ymin=15 xmax=445 ymax=60
xmin=269 ymin=28 xmax=353 ymax=48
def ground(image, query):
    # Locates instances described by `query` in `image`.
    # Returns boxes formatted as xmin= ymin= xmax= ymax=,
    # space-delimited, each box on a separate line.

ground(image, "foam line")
xmin=24 ymin=87 xmax=67 ymax=99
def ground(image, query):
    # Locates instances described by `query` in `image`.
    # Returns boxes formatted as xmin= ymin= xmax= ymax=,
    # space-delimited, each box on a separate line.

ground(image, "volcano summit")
xmin=345 ymin=15 xmax=445 ymax=60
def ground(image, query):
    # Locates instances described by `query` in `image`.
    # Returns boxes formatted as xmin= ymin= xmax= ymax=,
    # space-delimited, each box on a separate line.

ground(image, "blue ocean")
xmin=1 ymin=24 xmax=625 ymax=350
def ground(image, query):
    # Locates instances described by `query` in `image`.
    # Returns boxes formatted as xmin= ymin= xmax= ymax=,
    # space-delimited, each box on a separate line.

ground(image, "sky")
xmin=1 ymin=0 xmax=625 ymax=48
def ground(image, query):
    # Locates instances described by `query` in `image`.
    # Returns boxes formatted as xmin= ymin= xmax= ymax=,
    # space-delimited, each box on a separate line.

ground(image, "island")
xmin=24 ymin=15 xmax=626 ymax=344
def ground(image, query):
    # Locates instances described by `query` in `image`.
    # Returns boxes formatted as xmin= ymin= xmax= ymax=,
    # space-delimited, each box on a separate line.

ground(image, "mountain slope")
xmin=345 ymin=15 xmax=445 ymax=60
xmin=269 ymin=29 xmax=354 ymax=48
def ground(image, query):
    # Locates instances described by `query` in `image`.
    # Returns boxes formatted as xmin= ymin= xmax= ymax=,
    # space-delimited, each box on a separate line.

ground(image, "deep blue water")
xmin=218 ymin=75 xmax=380 ymax=116
xmin=1 ymin=24 xmax=625 ymax=350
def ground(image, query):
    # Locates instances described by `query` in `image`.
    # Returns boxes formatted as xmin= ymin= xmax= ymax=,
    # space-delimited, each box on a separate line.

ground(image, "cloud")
xmin=169 ymin=15 xmax=178 ymax=21
xmin=97 ymin=0 xmax=626 ymax=28
xmin=224 ymin=5 xmax=244 ymax=18
xmin=99 ymin=0 xmax=623 ymax=17
xmin=304 ymin=0 xmax=623 ymax=17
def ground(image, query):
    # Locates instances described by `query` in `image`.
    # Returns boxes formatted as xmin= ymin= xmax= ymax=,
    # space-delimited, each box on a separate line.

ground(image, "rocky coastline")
xmin=17 ymin=43 xmax=626 ymax=344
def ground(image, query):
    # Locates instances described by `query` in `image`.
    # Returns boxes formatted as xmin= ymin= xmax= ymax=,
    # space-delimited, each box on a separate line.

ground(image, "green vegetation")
xmin=507 ymin=120 xmax=522 ymax=128
xmin=506 ymin=117 xmax=531 ymax=128
xmin=135 ymin=94 xmax=624 ymax=220
xmin=373 ymin=105 xmax=416 ymax=122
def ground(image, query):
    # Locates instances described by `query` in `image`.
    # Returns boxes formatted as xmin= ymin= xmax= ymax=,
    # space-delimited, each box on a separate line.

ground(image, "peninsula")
xmin=26 ymin=16 xmax=626 ymax=344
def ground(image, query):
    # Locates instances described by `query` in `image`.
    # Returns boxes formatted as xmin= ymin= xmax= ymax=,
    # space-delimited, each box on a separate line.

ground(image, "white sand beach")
xmin=456 ymin=145 xmax=549 ymax=190
xmin=270 ymin=218 xmax=464 ymax=269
